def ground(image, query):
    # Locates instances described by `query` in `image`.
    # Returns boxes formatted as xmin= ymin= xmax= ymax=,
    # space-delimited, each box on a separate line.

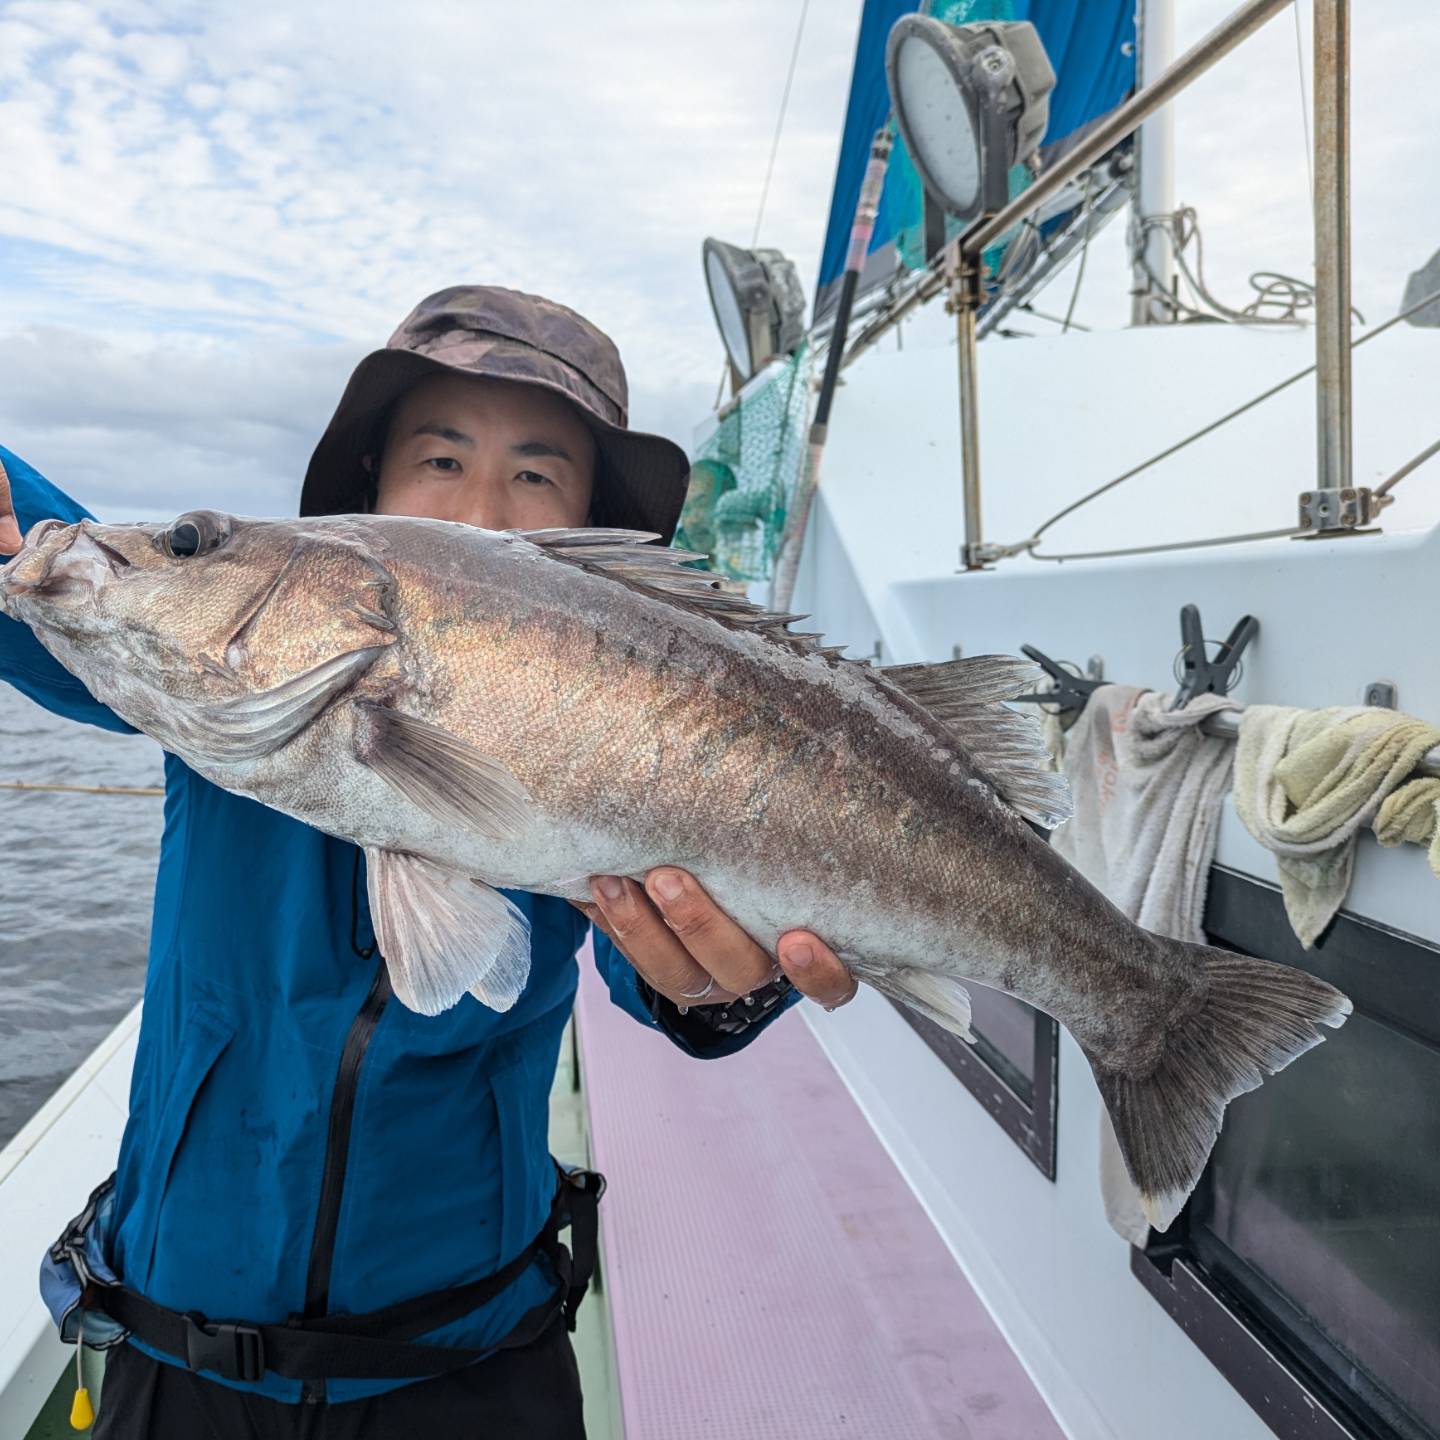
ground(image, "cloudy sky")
xmin=0 ymin=0 xmax=1435 ymax=520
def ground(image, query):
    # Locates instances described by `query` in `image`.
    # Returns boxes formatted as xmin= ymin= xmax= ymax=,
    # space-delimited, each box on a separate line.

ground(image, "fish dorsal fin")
xmin=880 ymin=655 xmax=1073 ymax=830
xmin=513 ymin=528 xmax=838 ymax=662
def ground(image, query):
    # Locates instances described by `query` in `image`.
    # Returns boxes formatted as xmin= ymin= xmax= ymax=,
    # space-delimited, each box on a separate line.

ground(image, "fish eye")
xmin=160 ymin=512 xmax=229 ymax=560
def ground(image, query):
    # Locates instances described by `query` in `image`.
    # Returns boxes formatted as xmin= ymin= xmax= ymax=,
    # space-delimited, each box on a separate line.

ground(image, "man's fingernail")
xmin=594 ymin=875 xmax=625 ymax=903
xmin=784 ymin=942 xmax=815 ymax=969
xmin=650 ymin=870 xmax=685 ymax=903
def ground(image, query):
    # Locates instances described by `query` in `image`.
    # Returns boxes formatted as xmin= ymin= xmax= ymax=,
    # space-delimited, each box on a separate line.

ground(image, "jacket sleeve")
xmin=589 ymin=923 xmax=803 ymax=1060
xmin=0 ymin=445 xmax=136 ymax=733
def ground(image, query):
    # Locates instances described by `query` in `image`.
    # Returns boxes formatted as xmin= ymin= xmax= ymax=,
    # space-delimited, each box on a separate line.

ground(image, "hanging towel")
xmin=1374 ymin=777 xmax=1440 ymax=875
xmin=1052 ymin=684 xmax=1240 ymax=1244
xmin=1232 ymin=706 xmax=1440 ymax=947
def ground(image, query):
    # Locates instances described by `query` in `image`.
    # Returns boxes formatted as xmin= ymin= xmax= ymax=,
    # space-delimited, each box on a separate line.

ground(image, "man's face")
xmin=373 ymin=372 xmax=596 ymax=530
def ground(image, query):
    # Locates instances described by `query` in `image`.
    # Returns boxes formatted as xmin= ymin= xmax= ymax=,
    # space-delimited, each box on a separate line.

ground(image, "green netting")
xmin=676 ymin=342 xmax=811 ymax=582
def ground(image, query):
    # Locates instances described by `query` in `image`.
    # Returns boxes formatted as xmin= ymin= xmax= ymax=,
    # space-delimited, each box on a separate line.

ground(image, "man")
xmin=2 ymin=285 xmax=855 ymax=1438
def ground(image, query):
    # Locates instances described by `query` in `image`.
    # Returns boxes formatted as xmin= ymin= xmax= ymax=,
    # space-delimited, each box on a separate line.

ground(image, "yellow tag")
xmin=69 ymin=1385 xmax=95 ymax=1430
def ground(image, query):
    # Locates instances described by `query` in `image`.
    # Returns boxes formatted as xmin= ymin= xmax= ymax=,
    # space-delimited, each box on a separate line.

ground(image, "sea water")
xmin=0 ymin=683 xmax=162 ymax=1146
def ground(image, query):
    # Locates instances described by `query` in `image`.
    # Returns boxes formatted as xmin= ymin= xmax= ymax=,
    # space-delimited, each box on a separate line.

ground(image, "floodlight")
xmin=702 ymin=238 xmax=806 ymax=383
xmin=885 ymin=16 xmax=1055 ymax=222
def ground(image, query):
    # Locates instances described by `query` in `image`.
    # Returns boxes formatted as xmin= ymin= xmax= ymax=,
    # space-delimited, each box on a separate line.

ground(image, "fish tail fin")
xmin=1085 ymin=943 xmax=1351 ymax=1234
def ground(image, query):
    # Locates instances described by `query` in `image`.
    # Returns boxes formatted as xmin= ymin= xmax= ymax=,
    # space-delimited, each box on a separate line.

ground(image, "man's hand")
xmin=0 ymin=456 xmax=21 ymax=555
xmin=578 ymin=868 xmax=858 ymax=1012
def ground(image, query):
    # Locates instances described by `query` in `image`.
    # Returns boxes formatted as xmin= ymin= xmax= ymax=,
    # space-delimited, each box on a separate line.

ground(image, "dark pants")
xmin=90 ymin=1324 xmax=587 ymax=1440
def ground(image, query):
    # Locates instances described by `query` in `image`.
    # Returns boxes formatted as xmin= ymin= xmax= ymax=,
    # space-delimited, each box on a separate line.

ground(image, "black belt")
xmin=93 ymin=1167 xmax=604 ymax=1385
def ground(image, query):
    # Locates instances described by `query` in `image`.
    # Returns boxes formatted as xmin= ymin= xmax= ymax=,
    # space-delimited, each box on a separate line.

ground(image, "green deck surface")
xmin=27 ymin=1018 xmax=622 ymax=1437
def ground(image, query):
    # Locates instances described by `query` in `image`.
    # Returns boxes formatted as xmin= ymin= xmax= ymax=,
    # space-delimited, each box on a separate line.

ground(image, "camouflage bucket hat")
xmin=301 ymin=285 xmax=692 ymax=541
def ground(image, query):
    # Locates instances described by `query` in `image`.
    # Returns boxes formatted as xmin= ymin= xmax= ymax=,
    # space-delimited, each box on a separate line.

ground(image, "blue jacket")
xmin=2 ymin=446 xmax=796 ymax=1403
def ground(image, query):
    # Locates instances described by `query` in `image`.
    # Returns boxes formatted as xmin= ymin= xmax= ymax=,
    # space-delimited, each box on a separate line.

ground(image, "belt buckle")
xmin=183 ymin=1312 xmax=265 ymax=1383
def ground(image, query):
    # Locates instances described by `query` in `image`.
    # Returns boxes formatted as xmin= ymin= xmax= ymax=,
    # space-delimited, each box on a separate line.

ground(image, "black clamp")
xmin=184 ymin=1312 xmax=266 ymax=1383
xmin=1011 ymin=643 xmax=1107 ymax=717
xmin=1170 ymin=604 xmax=1258 ymax=711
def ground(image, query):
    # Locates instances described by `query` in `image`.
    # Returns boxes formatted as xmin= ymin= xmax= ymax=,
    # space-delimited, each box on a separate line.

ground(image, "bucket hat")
xmin=301 ymin=285 xmax=692 ymax=541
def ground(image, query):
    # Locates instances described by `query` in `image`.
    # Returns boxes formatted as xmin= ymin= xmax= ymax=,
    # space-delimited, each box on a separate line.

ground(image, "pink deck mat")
xmin=575 ymin=951 xmax=1064 ymax=1439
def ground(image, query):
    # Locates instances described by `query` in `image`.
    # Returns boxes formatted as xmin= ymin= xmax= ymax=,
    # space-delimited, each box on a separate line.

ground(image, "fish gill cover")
xmin=813 ymin=0 xmax=1138 ymax=324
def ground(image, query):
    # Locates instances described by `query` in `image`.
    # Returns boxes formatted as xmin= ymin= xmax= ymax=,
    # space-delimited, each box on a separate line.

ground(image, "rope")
xmin=1135 ymin=208 xmax=1354 ymax=327
xmin=0 ymin=780 xmax=162 ymax=796
xmin=750 ymin=0 xmax=811 ymax=248
xmin=1012 ymin=284 xmax=1440 ymax=554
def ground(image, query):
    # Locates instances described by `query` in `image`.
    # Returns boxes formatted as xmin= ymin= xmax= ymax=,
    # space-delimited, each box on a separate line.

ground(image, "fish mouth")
xmin=0 ymin=521 xmax=133 ymax=603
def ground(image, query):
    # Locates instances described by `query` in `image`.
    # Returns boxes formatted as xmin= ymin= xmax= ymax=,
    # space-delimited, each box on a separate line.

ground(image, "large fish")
xmin=0 ymin=511 xmax=1350 ymax=1228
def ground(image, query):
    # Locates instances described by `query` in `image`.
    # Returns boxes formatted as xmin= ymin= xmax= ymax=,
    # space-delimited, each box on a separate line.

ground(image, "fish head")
xmin=0 ymin=512 xmax=399 ymax=762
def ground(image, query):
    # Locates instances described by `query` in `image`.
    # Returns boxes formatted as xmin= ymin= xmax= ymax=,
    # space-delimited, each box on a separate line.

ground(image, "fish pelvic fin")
xmin=1086 ymin=942 xmax=1351 ymax=1235
xmin=880 ymin=655 xmax=1072 ymax=830
xmin=366 ymin=848 xmax=531 ymax=1015
xmin=862 ymin=966 xmax=974 ymax=1043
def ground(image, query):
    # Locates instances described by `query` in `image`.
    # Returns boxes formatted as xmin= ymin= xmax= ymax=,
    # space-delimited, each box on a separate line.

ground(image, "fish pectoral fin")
xmin=859 ymin=965 xmax=974 ymax=1043
xmin=880 ymin=655 xmax=1073 ymax=830
xmin=354 ymin=703 xmax=533 ymax=842
xmin=367 ymin=848 xmax=531 ymax=1015
xmin=184 ymin=645 xmax=389 ymax=763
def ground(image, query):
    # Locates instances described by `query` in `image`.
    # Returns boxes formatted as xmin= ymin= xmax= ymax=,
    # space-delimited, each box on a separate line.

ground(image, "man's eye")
xmin=516 ymin=471 xmax=552 ymax=487
xmin=425 ymin=457 xmax=462 ymax=474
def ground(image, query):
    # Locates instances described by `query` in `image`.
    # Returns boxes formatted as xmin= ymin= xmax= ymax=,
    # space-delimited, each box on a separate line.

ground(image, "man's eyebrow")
xmin=510 ymin=439 xmax=574 ymax=464
xmin=411 ymin=422 xmax=474 ymax=448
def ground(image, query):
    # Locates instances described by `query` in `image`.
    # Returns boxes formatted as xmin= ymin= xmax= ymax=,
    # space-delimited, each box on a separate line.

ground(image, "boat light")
xmin=702 ymin=238 xmax=806 ymax=384
xmin=885 ymin=16 xmax=1055 ymax=222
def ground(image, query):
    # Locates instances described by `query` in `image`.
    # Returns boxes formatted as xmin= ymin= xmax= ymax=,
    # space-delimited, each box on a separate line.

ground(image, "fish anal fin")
xmin=881 ymin=655 xmax=1073 ymax=829
xmin=354 ymin=704 xmax=533 ymax=841
xmin=862 ymin=965 xmax=973 ymax=1043
xmin=367 ymin=848 xmax=531 ymax=1015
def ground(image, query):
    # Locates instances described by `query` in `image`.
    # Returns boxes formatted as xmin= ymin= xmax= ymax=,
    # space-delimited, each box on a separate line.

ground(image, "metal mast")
xmin=1130 ymin=0 xmax=1177 ymax=325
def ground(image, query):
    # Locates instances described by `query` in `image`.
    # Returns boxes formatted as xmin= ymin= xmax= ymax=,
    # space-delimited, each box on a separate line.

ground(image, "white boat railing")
xmin=0 ymin=1004 xmax=140 ymax=1440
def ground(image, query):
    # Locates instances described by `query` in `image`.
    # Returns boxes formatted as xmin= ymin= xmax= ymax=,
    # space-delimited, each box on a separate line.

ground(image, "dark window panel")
xmin=1137 ymin=866 xmax=1440 ymax=1440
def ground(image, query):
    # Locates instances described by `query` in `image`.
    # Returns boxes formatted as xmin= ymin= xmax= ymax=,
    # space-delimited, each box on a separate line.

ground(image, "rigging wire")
xmin=750 ymin=0 xmax=811 ymax=247
xmin=1292 ymin=0 xmax=1314 ymax=205
xmin=1060 ymin=173 xmax=1096 ymax=334
xmin=999 ymin=284 xmax=1440 ymax=560
xmin=1374 ymin=437 xmax=1440 ymax=501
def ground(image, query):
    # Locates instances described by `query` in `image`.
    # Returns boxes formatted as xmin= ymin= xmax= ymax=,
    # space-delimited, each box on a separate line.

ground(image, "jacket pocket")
xmin=132 ymin=1002 xmax=235 ymax=1288
xmin=490 ymin=1051 xmax=555 ymax=1260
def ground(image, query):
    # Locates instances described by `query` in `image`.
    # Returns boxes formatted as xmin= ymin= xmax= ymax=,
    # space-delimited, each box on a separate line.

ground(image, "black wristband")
xmin=638 ymin=974 xmax=795 ymax=1044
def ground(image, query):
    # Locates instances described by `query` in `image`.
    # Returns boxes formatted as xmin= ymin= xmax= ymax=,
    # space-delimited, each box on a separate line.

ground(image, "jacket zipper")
xmin=300 ymin=849 xmax=390 ymax=1401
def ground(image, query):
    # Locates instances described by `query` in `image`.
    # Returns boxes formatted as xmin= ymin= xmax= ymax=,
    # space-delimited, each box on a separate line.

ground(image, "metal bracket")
xmin=1364 ymin=679 xmax=1397 ymax=709
xmin=1296 ymin=485 xmax=1379 ymax=536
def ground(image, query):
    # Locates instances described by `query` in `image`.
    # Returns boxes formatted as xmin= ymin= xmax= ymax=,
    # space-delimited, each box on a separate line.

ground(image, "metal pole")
xmin=1313 ymin=0 xmax=1352 ymax=493
xmin=1131 ymin=0 xmax=1177 ymax=324
xmin=954 ymin=268 xmax=984 ymax=570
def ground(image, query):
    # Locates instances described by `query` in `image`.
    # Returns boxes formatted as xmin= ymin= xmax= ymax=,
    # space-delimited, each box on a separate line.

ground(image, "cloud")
xmin=0 ymin=0 xmax=1436 ymax=518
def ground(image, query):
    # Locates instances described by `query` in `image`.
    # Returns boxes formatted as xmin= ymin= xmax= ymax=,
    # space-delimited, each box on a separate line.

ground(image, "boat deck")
xmin=575 ymin=948 xmax=1061 ymax=1438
